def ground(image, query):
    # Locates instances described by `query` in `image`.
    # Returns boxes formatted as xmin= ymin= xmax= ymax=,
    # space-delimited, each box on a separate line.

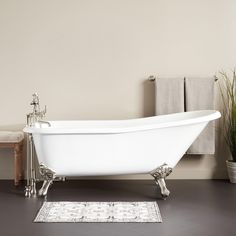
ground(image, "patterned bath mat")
xmin=34 ymin=201 xmax=162 ymax=223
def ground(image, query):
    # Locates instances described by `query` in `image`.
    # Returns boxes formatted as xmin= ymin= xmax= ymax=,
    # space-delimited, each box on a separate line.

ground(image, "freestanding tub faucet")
xmin=25 ymin=93 xmax=49 ymax=198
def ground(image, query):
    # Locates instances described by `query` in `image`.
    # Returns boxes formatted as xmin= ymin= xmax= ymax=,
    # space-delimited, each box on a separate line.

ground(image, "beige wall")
xmin=0 ymin=0 xmax=235 ymax=180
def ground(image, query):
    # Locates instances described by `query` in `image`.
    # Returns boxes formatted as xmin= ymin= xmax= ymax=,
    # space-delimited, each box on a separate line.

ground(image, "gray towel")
xmin=155 ymin=78 xmax=185 ymax=115
xmin=185 ymin=77 xmax=215 ymax=154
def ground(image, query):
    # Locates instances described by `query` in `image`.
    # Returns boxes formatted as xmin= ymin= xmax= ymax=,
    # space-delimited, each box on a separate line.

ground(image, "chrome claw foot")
xmin=150 ymin=163 xmax=172 ymax=199
xmin=38 ymin=180 xmax=53 ymax=197
xmin=157 ymin=178 xmax=170 ymax=199
xmin=38 ymin=163 xmax=56 ymax=198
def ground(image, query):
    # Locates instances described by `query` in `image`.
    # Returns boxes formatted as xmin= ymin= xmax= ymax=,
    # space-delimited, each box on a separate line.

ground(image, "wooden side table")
xmin=0 ymin=132 xmax=24 ymax=186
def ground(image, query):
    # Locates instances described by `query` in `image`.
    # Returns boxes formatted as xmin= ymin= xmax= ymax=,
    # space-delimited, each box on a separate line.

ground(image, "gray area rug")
xmin=34 ymin=201 xmax=162 ymax=223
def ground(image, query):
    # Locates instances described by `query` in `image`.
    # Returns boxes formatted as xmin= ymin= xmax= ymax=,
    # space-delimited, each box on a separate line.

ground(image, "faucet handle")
xmin=31 ymin=93 xmax=39 ymax=105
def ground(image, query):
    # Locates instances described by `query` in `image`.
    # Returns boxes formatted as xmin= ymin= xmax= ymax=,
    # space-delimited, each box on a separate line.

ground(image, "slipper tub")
xmin=23 ymin=110 xmax=221 ymax=198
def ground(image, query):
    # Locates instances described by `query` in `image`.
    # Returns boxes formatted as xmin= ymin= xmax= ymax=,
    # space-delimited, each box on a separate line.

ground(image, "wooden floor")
xmin=0 ymin=180 xmax=235 ymax=236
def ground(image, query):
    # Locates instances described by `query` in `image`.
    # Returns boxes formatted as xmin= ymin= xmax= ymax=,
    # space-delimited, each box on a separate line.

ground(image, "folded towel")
xmin=185 ymin=77 xmax=215 ymax=154
xmin=155 ymin=78 xmax=185 ymax=115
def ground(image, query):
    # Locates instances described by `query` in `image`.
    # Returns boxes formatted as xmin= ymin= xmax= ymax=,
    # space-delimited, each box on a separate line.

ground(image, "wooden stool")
xmin=0 ymin=131 xmax=24 ymax=186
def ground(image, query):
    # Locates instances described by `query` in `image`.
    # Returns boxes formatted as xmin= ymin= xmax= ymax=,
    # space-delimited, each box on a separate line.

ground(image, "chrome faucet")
xmin=27 ymin=93 xmax=47 ymax=126
xmin=25 ymin=93 xmax=49 ymax=198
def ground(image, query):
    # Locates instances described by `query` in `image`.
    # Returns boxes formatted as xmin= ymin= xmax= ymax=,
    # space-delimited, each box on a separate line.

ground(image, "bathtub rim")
xmin=23 ymin=110 xmax=221 ymax=134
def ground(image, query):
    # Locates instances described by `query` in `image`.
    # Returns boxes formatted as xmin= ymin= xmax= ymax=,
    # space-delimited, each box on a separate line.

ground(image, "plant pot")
xmin=226 ymin=160 xmax=236 ymax=183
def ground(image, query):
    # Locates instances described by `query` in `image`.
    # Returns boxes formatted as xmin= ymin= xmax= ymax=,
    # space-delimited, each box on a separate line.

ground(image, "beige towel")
xmin=155 ymin=78 xmax=185 ymax=115
xmin=185 ymin=77 xmax=215 ymax=154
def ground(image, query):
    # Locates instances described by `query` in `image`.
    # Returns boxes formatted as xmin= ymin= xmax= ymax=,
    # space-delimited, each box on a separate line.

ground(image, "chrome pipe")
xmin=26 ymin=134 xmax=30 ymax=186
xmin=25 ymin=134 xmax=31 ymax=197
xmin=25 ymin=134 xmax=37 ymax=197
xmin=30 ymin=139 xmax=37 ymax=196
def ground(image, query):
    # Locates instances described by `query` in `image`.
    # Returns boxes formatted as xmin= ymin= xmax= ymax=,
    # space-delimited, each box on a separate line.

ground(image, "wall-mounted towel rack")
xmin=150 ymin=75 xmax=217 ymax=154
xmin=148 ymin=75 xmax=218 ymax=82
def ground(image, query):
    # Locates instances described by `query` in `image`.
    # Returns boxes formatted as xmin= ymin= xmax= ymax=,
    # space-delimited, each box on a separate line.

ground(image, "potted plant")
xmin=216 ymin=70 xmax=236 ymax=183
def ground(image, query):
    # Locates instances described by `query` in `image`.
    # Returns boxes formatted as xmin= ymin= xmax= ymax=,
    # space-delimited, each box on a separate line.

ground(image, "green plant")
xmin=215 ymin=69 xmax=236 ymax=162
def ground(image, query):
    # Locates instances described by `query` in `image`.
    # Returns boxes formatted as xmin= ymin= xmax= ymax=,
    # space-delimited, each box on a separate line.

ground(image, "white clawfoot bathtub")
xmin=23 ymin=110 xmax=220 ymax=198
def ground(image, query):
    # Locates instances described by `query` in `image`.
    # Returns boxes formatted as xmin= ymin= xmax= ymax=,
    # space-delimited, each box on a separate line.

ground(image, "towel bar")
xmin=148 ymin=76 xmax=218 ymax=82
